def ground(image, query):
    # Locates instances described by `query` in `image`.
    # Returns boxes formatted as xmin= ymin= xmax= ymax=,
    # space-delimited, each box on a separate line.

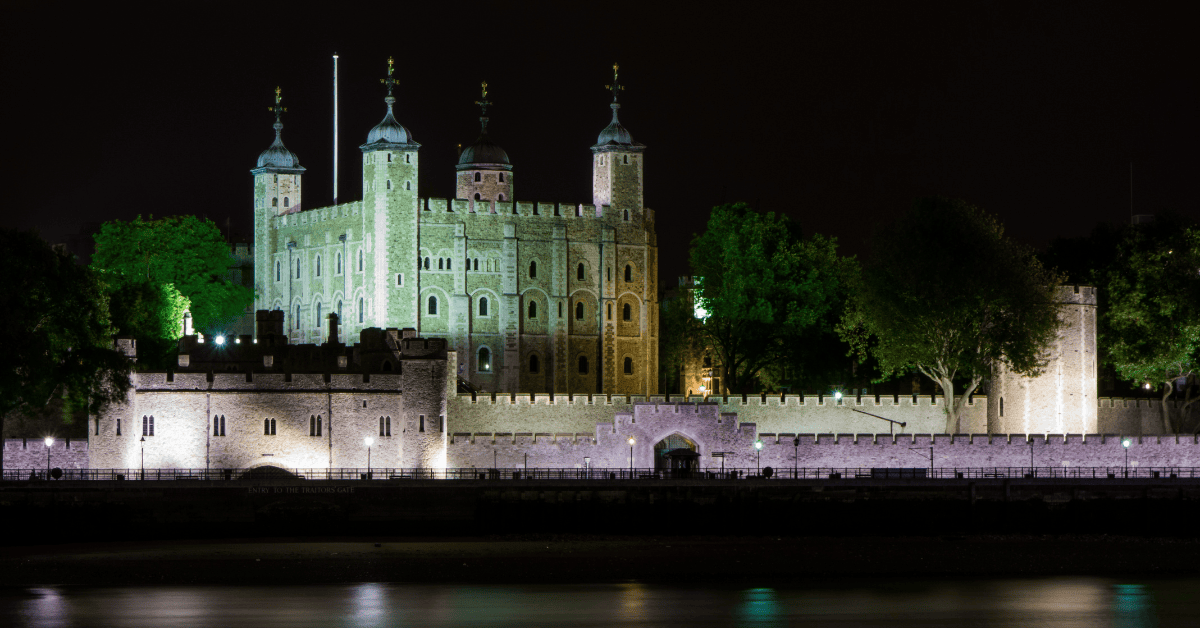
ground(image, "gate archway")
xmin=654 ymin=433 xmax=699 ymax=472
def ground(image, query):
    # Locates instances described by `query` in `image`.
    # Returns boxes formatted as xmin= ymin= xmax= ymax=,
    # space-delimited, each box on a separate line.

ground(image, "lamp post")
xmin=140 ymin=435 xmax=145 ymax=480
xmin=44 ymin=437 xmax=54 ymax=478
xmin=364 ymin=436 xmax=373 ymax=478
xmin=754 ymin=440 xmax=763 ymax=475
xmin=793 ymin=437 xmax=799 ymax=479
xmin=628 ymin=436 xmax=636 ymax=477
xmin=1122 ymin=438 xmax=1132 ymax=477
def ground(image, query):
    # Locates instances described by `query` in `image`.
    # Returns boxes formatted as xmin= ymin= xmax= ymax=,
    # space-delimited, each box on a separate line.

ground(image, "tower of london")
xmin=252 ymin=60 xmax=658 ymax=396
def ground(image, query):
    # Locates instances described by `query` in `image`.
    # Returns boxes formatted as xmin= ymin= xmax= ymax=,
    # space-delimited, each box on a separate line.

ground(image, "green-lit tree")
xmin=1098 ymin=219 xmax=1200 ymax=432
xmin=0 ymin=229 xmax=133 ymax=470
xmin=840 ymin=197 xmax=1064 ymax=433
xmin=92 ymin=215 xmax=249 ymax=363
xmin=689 ymin=203 xmax=854 ymax=393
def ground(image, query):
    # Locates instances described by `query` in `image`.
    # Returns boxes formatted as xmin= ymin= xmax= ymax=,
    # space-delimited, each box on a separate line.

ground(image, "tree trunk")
xmin=1161 ymin=381 xmax=1175 ymax=433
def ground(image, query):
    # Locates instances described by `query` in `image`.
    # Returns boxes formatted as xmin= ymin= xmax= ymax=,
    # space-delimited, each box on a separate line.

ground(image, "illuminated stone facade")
xmin=252 ymin=71 xmax=657 ymax=396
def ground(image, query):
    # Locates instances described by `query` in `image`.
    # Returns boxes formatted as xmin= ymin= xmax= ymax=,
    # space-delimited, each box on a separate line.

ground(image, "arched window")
xmin=528 ymin=301 xmax=537 ymax=318
xmin=438 ymin=258 xmax=444 ymax=270
xmin=474 ymin=193 xmax=481 ymax=201
xmin=386 ymin=180 xmax=392 ymax=190
xmin=623 ymin=209 xmax=629 ymax=221
xmin=316 ymin=416 xmax=321 ymax=435
xmin=558 ymin=302 xmax=563 ymax=318
xmin=295 ymin=304 xmax=301 ymax=328
xmin=406 ymin=154 xmax=410 ymax=163
xmin=406 ymin=181 xmax=411 ymax=190
xmin=427 ymin=296 xmax=438 ymax=315
xmin=424 ymin=257 xmax=430 ymax=270
xmin=624 ymin=357 xmax=634 ymax=374
xmin=310 ymin=415 xmax=317 ymax=436
xmin=296 ymin=259 xmax=300 ymax=278
xmin=283 ymin=197 xmax=290 ymax=207
xmin=474 ymin=172 xmax=481 ymax=182
xmin=498 ymin=193 xmax=506 ymax=201
xmin=479 ymin=296 xmax=488 ymax=316
xmin=382 ymin=360 xmax=393 ymax=371
xmin=499 ymin=173 xmax=505 ymax=183
xmin=272 ymin=197 xmax=278 ymax=207
xmin=473 ymin=258 xmax=479 ymax=271
xmin=358 ymin=297 xmax=364 ymax=323
xmin=142 ymin=415 xmax=154 ymax=436
xmin=607 ymin=303 xmax=612 ymax=320
xmin=337 ymin=300 xmax=343 ymax=320
xmin=623 ymin=303 xmax=632 ymax=321
xmin=529 ymin=260 xmax=537 ymax=278
xmin=578 ymin=356 xmax=589 ymax=374
xmin=276 ymin=261 xmax=280 ymax=282
xmin=577 ymin=263 xmax=585 ymax=280
xmin=529 ymin=354 xmax=539 ymax=373
xmin=315 ymin=302 xmax=322 ymax=326
xmin=388 ymin=153 xmax=392 ymax=162
xmin=358 ymin=249 xmax=364 ymax=271
xmin=623 ymin=154 xmax=629 ymax=164
xmin=478 ymin=347 xmax=491 ymax=372
xmin=575 ymin=302 xmax=584 ymax=320
xmin=316 ymin=256 xmax=321 ymax=276
xmin=215 ymin=416 xmax=221 ymax=437
xmin=337 ymin=253 xmax=342 ymax=274
xmin=624 ymin=265 xmax=632 ymax=282
xmin=447 ymin=259 xmax=452 ymax=270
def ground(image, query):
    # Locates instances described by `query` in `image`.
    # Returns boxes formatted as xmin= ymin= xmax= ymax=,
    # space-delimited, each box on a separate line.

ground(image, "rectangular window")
xmin=419 ymin=415 xmax=425 ymax=433
xmin=116 ymin=418 xmax=121 ymax=436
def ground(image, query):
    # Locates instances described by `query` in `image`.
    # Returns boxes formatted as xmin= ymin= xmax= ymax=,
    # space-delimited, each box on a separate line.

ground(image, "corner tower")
xmin=591 ymin=63 xmax=645 ymax=220
xmin=360 ymin=57 xmax=421 ymax=329
xmin=251 ymin=86 xmax=305 ymax=311
xmin=456 ymin=82 xmax=513 ymax=207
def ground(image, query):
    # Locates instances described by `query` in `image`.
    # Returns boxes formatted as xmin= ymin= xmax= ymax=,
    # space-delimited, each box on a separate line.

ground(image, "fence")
xmin=5 ymin=466 xmax=1199 ymax=482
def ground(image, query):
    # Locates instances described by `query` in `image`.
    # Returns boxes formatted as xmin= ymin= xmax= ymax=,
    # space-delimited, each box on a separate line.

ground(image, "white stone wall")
xmin=3 ymin=439 xmax=89 ymax=470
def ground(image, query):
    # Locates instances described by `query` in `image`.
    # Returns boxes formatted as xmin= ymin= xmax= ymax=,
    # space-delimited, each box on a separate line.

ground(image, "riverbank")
xmin=4 ymin=535 xmax=1199 ymax=586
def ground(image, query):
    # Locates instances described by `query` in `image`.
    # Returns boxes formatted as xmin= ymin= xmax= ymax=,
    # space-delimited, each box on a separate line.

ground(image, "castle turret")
xmin=591 ymin=63 xmax=645 ymax=220
xmin=988 ymin=285 xmax=1099 ymax=434
xmin=456 ymin=82 xmax=513 ymax=209
xmin=360 ymin=57 xmax=421 ymax=331
xmin=251 ymin=87 xmax=305 ymax=312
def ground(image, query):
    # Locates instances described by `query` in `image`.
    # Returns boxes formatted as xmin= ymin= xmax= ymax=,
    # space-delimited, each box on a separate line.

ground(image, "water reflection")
xmin=0 ymin=579 xmax=1186 ymax=627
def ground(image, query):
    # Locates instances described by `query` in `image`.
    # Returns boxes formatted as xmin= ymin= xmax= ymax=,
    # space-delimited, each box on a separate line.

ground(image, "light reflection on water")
xmin=2 ymin=579 xmax=1186 ymax=627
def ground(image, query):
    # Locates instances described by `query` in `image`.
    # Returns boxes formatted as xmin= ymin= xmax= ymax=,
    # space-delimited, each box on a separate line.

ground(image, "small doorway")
xmin=655 ymin=433 xmax=699 ymax=477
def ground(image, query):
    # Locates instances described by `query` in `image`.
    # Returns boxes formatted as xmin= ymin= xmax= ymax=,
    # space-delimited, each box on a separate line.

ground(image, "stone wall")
xmin=3 ymin=439 xmax=89 ymax=470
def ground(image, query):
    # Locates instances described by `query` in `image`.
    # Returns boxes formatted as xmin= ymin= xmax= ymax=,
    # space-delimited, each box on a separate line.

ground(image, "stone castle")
xmin=252 ymin=60 xmax=657 ymax=396
xmin=22 ymin=61 xmax=1191 ymax=474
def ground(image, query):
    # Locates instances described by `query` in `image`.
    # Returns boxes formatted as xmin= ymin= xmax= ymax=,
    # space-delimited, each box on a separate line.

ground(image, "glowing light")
xmin=214 ymin=335 xmax=226 ymax=345
xmin=364 ymin=437 xmax=374 ymax=447
xmin=754 ymin=440 xmax=763 ymax=450
xmin=698 ymin=385 xmax=706 ymax=392
xmin=834 ymin=391 xmax=843 ymax=400
xmin=1142 ymin=382 xmax=1151 ymax=390
xmin=1122 ymin=439 xmax=1132 ymax=448
xmin=44 ymin=437 xmax=54 ymax=447
xmin=627 ymin=436 xmax=636 ymax=446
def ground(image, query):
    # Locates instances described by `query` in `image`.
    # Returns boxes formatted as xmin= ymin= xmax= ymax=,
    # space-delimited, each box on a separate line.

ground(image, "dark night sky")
xmin=4 ymin=2 xmax=1195 ymax=285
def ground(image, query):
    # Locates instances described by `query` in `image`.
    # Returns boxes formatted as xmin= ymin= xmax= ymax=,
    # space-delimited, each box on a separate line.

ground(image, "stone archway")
xmin=238 ymin=464 xmax=300 ymax=480
xmin=654 ymin=433 xmax=698 ymax=471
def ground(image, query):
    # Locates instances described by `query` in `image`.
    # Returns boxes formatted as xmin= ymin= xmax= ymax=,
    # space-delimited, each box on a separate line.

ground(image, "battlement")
xmin=421 ymin=198 xmax=652 ymax=223
xmin=270 ymin=201 xmax=363 ymax=229
xmin=1056 ymin=284 xmax=1098 ymax=305
xmin=135 ymin=371 xmax=404 ymax=391
xmin=3 ymin=438 xmax=89 ymax=470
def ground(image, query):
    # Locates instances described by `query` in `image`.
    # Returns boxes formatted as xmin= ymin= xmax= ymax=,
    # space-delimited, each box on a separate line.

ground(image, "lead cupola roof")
xmin=361 ymin=57 xmax=420 ymax=150
xmin=254 ymin=86 xmax=305 ymax=171
xmin=457 ymin=81 xmax=512 ymax=171
xmin=592 ymin=63 xmax=645 ymax=150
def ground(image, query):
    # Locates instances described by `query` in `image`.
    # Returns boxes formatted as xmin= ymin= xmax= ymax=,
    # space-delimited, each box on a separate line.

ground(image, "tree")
xmin=689 ymin=203 xmax=854 ymax=393
xmin=841 ymin=197 xmax=1064 ymax=433
xmin=0 ymin=229 xmax=133 ymax=471
xmin=91 ymin=215 xmax=249 ymax=348
xmin=1098 ymin=218 xmax=1200 ymax=432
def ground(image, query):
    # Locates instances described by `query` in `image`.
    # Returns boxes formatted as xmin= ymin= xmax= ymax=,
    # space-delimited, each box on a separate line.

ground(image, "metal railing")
xmin=4 ymin=466 xmax=1198 ymax=482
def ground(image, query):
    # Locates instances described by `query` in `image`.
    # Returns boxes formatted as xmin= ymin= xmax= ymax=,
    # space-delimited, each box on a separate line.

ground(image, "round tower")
xmin=251 ymin=86 xmax=305 ymax=312
xmin=591 ymin=63 xmax=645 ymax=220
xmin=988 ymin=285 xmax=1099 ymax=434
xmin=455 ymin=82 xmax=513 ymax=208
xmin=359 ymin=57 xmax=421 ymax=330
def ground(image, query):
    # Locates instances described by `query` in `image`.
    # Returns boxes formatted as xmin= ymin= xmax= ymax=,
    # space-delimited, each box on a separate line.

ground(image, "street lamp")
xmin=754 ymin=439 xmax=763 ymax=475
xmin=364 ymin=436 xmax=374 ymax=478
xmin=628 ymin=436 xmax=636 ymax=477
xmin=1123 ymin=438 xmax=1132 ymax=477
xmin=44 ymin=437 xmax=54 ymax=478
xmin=140 ymin=435 xmax=146 ymax=480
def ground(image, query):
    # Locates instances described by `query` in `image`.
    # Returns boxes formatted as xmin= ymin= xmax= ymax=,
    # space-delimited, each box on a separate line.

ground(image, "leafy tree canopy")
xmin=1096 ymin=215 xmax=1200 ymax=432
xmin=689 ymin=203 xmax=856 ymax=393
xmin=840 ymin=197 xmax=1064 ymax=432
xmin=91 ymin=215 xmax=249 ymax=341
xmin=0 ymin=229 xmax=133 ymax=467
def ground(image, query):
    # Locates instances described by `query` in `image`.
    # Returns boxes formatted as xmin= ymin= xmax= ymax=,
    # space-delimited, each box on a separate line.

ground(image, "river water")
xmin=1 ymin=579 xmax=1186 ymax=627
